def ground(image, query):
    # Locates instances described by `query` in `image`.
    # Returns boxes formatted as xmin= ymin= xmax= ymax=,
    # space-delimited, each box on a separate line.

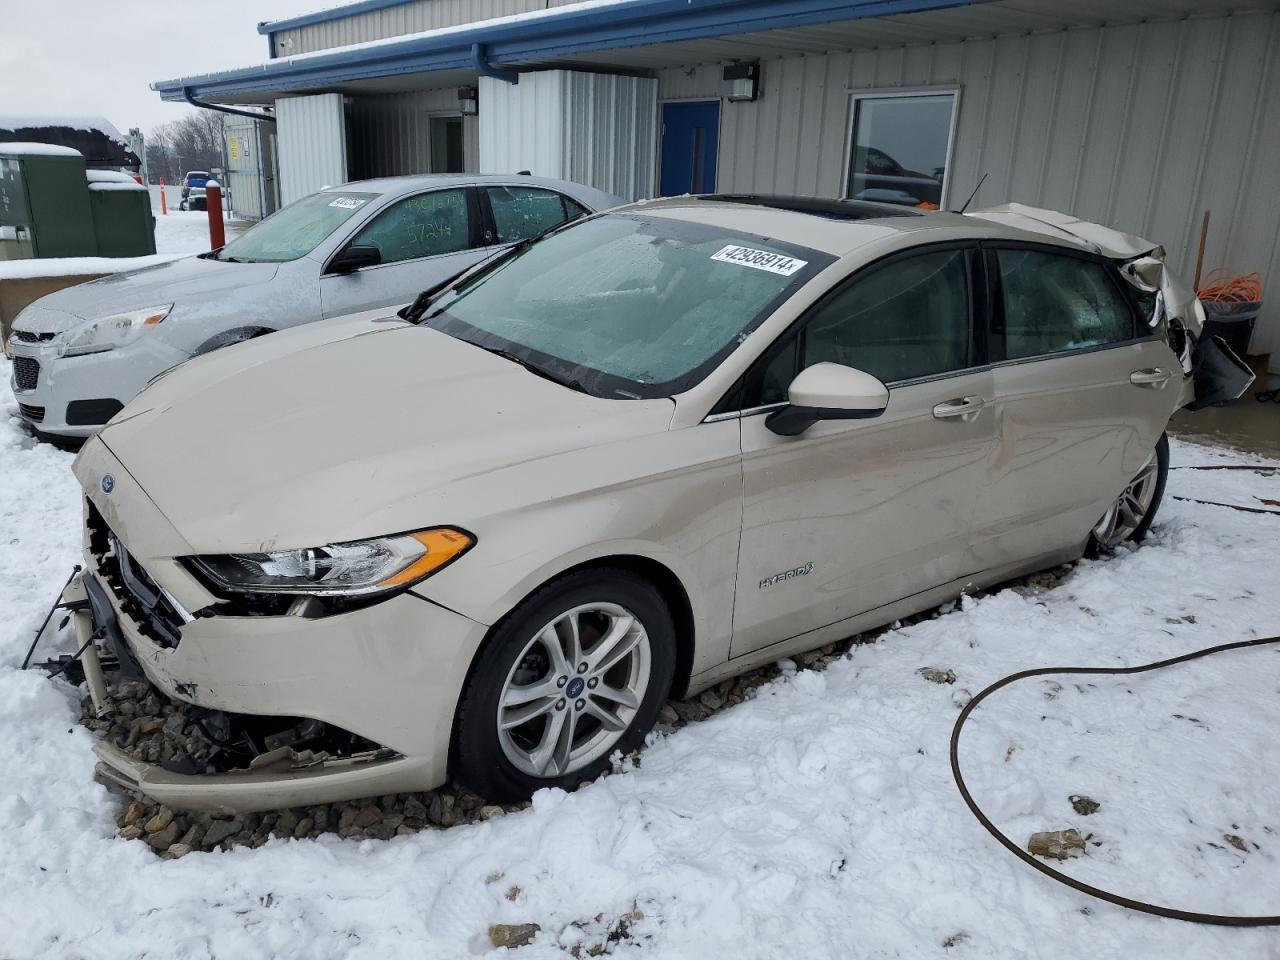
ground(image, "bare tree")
xmin=146 ymin=110 xmax=225 ymax=183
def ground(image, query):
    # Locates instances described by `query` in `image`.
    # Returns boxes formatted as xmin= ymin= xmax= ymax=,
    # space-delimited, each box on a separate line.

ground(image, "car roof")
xmin=325 ymin=173 xmax=597 ymax=198
xmin=613 ymin=194 xmax=1084 ymax=257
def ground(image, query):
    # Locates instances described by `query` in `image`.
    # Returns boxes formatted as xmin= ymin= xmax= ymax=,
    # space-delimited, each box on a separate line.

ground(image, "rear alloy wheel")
xmin=454 ymin=570 xmax=675 ymax=800
xmin=1089 ymin=433 xmax=1169 ymax=553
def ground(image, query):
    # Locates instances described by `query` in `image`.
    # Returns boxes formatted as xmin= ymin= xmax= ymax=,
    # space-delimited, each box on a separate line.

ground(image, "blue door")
xmin=659 ymin=100 xmax=720 ymax=197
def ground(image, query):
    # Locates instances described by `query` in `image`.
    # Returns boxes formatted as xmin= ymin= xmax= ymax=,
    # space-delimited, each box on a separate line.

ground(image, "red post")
xmin=206 ymin=181 xmax=225 ymax=249
xmin=159 ymin=178 xmax=167 ymax=216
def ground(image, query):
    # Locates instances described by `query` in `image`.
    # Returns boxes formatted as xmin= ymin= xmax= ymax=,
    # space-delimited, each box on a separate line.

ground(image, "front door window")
xmin=348 ymin=188 xmax=472 ymax=264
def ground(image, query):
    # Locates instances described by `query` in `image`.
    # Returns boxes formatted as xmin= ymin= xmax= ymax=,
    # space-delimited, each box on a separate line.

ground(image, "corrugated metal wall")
xmin=479 ymin=71 xmax=657 ymax=200
xmin=346 ymin=89 xmax=479 ymax=180
xmin=658 ymin=10 xmax=1280 ymax=355
xmin=223 ymin=115 xmax=272 ymax=220
xmin=275 ymin=93 xmax=349 ymax=204
xmin=271 ymin=0 xmax=583 ymax=56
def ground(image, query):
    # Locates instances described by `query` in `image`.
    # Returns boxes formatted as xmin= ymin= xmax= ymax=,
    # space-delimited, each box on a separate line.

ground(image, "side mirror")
xmin=329 ymin=244 xmax=382 ymax=274
xmin=765 ymin=362 xmax=889 ymax=436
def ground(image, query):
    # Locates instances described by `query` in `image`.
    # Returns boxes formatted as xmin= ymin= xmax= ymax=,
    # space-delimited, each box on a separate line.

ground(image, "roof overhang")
xmin=157 ymin=0 xmax=1271 ymax=105
xmin=154 ymin=0 xmax=995 ymax=103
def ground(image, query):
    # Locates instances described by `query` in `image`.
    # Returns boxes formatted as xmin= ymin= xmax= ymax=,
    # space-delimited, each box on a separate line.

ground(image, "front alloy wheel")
xmin=453 ymin=569 xmax=675 ymax=800
xmin=1089 ymin=433 xmax=1169 ymax=553
xmin=498 ymin=603 xmax=651 ymax=778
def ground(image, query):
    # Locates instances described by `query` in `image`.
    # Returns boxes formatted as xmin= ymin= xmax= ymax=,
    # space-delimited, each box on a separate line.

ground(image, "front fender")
xmin=409 ymin=420 xmax=744 ymax=679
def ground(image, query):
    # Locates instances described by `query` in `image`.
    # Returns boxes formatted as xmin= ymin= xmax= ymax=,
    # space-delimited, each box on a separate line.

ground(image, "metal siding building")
xmin=156 ymin=0 xmax=1280 ymax=361
xmin=266 ymin=0 xmax=586 ymax=56
xmin=655 ymin=10 xmax=1280 ymax=357
xmin=479 ymin=72 xmax=659 ymax=200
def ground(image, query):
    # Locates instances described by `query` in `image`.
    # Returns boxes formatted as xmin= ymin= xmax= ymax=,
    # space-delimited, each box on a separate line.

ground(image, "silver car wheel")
xmin=1092 ymin=451 xmax=1160 ymax=550
xmin=497 ymin=602 xmax=652 ymax=779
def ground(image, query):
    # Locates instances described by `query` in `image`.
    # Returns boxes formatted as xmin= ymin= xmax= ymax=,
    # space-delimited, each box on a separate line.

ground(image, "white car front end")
xmin=7 ymin=302 xmax=190 ymax=436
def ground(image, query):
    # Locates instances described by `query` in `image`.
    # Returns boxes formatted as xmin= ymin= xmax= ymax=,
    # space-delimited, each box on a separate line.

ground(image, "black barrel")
xmin=1201 ymin=299 xmax=1261 ymax=358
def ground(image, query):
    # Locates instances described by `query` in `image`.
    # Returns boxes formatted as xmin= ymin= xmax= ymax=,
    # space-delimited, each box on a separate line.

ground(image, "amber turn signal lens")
xmin=378 ymin=527 xmax=475 ymax=588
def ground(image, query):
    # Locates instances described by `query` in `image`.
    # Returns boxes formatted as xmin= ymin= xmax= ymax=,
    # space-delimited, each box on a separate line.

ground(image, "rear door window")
xmin=995 ymin=249 xmax=1136 ymax=359
xmin=485 ymin=186 xmax=579 ymax=244
xmin=348 ymin=188 xmax=473 ymax=264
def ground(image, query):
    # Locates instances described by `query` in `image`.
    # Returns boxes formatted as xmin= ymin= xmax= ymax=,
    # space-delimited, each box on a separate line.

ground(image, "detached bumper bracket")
xmin=84 ymin=574 xmax=145 ymax=681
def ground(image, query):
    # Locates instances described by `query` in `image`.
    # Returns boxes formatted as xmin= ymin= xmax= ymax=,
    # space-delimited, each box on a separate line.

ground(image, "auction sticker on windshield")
xmin=711 ymin=245 xmax=808 ymax=276
xmin=328 ymin=197 xmax=368 ymax=210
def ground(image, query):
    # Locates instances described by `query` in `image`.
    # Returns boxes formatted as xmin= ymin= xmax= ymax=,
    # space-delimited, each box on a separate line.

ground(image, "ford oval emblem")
xmin=101 ymin=474 xmax=115 ymax=494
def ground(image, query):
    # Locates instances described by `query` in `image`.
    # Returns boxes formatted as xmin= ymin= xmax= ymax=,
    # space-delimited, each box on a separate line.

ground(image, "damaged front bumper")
xmin=51 ymin=437 xmax=492 ymax=813
xmin=61 ymin=562 xmax=486 ymax=814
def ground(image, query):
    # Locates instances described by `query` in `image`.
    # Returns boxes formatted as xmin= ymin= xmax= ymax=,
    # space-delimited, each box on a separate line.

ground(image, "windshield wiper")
xmin=475 ymin=344 xmax=588 ymax=394
xmin=398 ymin=212 xmax=587 ymax=325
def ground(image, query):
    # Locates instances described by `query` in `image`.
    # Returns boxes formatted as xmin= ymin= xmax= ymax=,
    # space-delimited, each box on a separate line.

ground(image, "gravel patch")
xmin=85 ymin=564 xmax=1076 ymax=856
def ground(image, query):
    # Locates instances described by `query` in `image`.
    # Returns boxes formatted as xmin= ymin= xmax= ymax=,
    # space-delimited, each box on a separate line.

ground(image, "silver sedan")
xmin=5 ymin=174 xmax=621 ymax=437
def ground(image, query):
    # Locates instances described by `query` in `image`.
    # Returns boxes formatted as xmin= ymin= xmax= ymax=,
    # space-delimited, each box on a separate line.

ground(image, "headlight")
xmin=59 ymin=303 xmax=173 ymax=357
xmin=188 ymin=527 xmax=475 ymax=596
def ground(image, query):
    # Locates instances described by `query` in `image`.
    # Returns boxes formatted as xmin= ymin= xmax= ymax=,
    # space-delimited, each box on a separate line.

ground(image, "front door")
xmin=659 ymin=101 xmax=720 ymax=197
xmin=731 ymin=245 xmax=996 ymax=656
xmin=320 ymin=186 xmax=487 ymax=318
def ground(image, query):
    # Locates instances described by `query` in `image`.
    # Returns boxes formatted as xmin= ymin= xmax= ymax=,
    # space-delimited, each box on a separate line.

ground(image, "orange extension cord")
xmin=1197 ymin=271 xmax=1263 ymax=303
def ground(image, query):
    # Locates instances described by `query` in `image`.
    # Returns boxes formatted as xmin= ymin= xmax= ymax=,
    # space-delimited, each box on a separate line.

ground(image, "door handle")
xmin=932 ymin=396 xmax=987 ymax=421
xmin=1130 ymin=368 xmax=1172 ymax=388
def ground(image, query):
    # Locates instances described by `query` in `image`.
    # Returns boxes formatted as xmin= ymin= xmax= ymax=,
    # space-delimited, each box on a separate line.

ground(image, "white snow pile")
xmin=86 ymin=171 xmax=146 ymax=193
xmin=0 ymin=210 xmax=236 ymax=282
xmin=0 ymin=368 xmax=1277 ymax=958
xmin=0 ymin=255 xmax=183 ymax=281
xmin=0 ymin=113 xmax=127 ymax=144
xmin=86 ymin=170 xmax=140 ymax=184
xmin=0 ymin=141 xmax=82 ymax=158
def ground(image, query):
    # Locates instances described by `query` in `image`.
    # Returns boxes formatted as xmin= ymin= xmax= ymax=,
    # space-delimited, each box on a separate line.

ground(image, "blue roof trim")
xmin=159 ymin=0 xmax=995 ymax=101
xmin=257 ymin=0 xmax=419 ymax=36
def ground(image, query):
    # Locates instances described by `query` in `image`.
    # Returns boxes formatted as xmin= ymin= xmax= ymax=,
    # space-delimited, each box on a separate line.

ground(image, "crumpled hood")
xmin=966 ymin=203 xmax=1159 ymax=260
xmin=96 ymin=313 xmax=675 ymax=553
xmin=967 ymin=202 xmax=1203 ymax=341
xmin=15 ymin=256 xmax=280 ymax=331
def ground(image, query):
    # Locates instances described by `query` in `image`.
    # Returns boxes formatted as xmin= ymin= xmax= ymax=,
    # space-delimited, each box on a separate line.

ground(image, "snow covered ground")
xmin=0 ymin=368 xmax=1277 ymax=958
xmin=0 ymin=207 xmax=247 ymax=280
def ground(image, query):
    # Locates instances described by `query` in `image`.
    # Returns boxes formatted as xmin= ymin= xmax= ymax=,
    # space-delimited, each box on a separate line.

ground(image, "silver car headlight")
xmin=188 ymin=527 xmax=475 ymax=596
xmin=59 ymin=303 xmax=173 ymax=357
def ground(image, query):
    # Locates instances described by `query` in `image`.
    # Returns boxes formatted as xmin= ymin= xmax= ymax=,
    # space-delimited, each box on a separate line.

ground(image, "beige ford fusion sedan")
xmin=61 ymin=196 xmax=1244 ymax=813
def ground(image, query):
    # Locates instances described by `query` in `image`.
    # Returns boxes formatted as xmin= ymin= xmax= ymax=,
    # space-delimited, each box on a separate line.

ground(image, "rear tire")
xmin=453 ymin=568 xmax=676 ymax=801
xmin=1087 ymin=432 xmax=1169 ymax=555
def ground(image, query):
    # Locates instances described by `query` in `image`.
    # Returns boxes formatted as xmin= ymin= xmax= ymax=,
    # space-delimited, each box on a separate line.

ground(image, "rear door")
xmin=319 ymin=186 xmax=487 ymax=318
xmin=968 ymin=243 xmax=1183 ymax=568
xmin=730 ymin=244 xmax=996 ymax=656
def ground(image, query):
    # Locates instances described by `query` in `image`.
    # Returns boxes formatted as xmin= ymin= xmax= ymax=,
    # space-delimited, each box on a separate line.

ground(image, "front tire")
xmin=453 ymin=568 xmax=676 ymax=801
xmin=1088 ymin=432 xmax=1169 ymax=554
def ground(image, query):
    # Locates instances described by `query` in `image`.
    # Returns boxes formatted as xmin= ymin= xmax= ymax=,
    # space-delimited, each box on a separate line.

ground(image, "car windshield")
xmin=425 ymin=214 xmax=828 ymax=399
xmin=215 ymin=190 xmax=379 ymax=263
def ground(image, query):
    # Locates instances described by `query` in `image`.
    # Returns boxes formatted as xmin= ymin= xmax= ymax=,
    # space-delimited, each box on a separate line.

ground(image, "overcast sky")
xmin=2 ymin=0 xmax=324 ymax=134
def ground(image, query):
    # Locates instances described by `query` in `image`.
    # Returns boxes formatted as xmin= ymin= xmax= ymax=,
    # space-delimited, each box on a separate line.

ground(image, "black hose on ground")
xmin=950 ymin=635 xmax=1280 ymax=926
xmin=1167 ymin=464 xmax=1280 ymax=515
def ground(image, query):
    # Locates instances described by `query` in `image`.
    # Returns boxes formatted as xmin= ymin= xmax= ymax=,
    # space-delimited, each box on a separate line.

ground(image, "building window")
xmin=845 ymin=91 xmax=957 ymax=209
